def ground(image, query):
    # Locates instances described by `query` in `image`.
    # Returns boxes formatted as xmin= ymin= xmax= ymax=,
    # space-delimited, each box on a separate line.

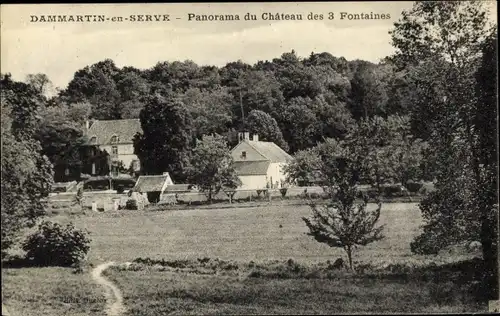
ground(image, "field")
xmin=56 ymin=202 xmax=430 ymax=264
xmin=2 ymin=202 xmax=487 ymax=315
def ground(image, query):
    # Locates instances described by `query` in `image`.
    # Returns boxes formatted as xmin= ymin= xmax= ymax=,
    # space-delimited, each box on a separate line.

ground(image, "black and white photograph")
xmin=1 ymin=1 xmax=498 ymax=315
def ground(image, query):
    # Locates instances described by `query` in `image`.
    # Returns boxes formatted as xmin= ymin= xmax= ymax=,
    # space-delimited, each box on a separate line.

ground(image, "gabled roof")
xmin=164 ymin=184 xmax=197 ymax=193
xmin=85 ymin=119 xmax=142 ymax=145
xmin=233 ymin=161 xmax=271 ymax=175
xmin=244 ymin=140 xmax=292 ymax=163
xmin=133 ymin=174 xmax=171 ymax=193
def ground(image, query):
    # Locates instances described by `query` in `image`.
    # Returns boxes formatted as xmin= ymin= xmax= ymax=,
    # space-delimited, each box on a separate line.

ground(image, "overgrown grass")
xmin=104 ymin=258 xmax=488 ymax=315
xmin=1 ymin=266 xmax=106 ymax=316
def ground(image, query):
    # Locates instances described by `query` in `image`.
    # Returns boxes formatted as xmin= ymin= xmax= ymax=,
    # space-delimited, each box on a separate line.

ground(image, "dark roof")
xmin=85 ymin=119 xmax=142 ymax=145
xmin=245 ymin=140 xmax=292 ymax=163
xmin=233 ymin=161 xmax=271 ymax=175
xmin=164 ymin=184 xmax=197 ymax=193
xmin=133 ymin=175 xmax=169 ymax=193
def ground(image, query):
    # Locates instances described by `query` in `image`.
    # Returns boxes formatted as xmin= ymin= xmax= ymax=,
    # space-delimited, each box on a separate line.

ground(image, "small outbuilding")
xmin=132 ymin=173 xmax=174 ymax=203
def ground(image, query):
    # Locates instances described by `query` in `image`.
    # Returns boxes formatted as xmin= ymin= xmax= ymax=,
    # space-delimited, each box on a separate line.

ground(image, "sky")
xmin=1 ymin=2 xmax=497 ymax=91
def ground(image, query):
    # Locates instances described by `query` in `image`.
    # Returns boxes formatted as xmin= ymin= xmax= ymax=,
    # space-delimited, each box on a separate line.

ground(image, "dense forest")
xmin=3 ymin=50 xmax=421 ymax=166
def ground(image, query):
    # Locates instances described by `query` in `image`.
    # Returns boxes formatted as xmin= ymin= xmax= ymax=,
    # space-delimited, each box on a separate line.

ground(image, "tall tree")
xmin=244 ymin=110 xmax=289 ymax=151
xmin=26 ymin=73 xmax=53 ymax=97
xmin=133 ymin=94 xmax=193 ymax=182
xmin=1 ymin=74 xmax=53 ymax=257
xmin=390 ymin=1 xmax=497 ymax=298
xmin=181 ymin=87 xmax=234 ymax=138
xmin=277 ymin=97 xmax=320 ymax=153
xmin=61 ymin=59 xmax=122 ymax=119
xmin=36 ymin=102 xmax=91 ymax=181
xmin=186 ymin=134 xmax=241 ymax=202
xmin=348 ymin=61 xmax=389 ymax=120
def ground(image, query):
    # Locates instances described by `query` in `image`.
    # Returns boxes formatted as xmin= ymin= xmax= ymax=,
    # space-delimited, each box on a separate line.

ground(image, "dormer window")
xmin=89 ymin=136 xmax=97 ymax=145
xmin=241 ymin=151 xmax=247 ymax=159
xmin=111 ymin=135 xmax=119 ymax=144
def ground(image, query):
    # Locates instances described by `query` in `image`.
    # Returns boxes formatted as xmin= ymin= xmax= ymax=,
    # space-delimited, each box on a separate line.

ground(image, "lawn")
xmin=2 ymin=201 xmax=486 ymax=315
xmin=1 ymin=267 xmax=107 ymax=316
xmin=52 ymin=202 xmax=431 ymax=265
xmin=103 ymin=266 xmax=487 ymax=315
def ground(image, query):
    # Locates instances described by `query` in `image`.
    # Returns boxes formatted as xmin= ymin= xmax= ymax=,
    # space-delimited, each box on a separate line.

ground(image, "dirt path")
xmin=92 ymin=262 xmax=126 ymax=316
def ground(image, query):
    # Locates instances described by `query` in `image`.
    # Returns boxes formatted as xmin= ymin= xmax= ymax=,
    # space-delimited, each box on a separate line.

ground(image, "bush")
xmin=279 ymin=188 xmax=288 ymax=197
xmin=382 ymin=184 xmax=404 ymax=197
xmin=22 ymin=221 xmax=91 ymax=267
xmin=125 ymin=199 xmax=139 ymax=210
xmin=405 ymin=181 xmax=424 ymax=193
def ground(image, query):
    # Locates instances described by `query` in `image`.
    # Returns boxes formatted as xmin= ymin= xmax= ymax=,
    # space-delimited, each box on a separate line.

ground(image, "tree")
xmin=284 ymin=148 xmax=322 ymax=186
xmin=61 ymin=59 xmax=122 ymax=120
xmin=36 ymin=102 xmax=91 ymax=181
xmin=181 ymin=87 xmax=234 ymax=138
xmin=133 ymin=94 xmax=193 ymax=182
xmin=277 ymin=97 xmax=318 ymax=153
xmin=26 ymin=73 xmax=53 ymax=97
xmin=186 ymin=134 xmax=241 ymax=202
xmin=302 ymin=138 xmax=384 ymax=270
xmin=1 ymin=74 xmax=53 ymax=257
xmin=390 ymin=1 xmax=497 ymax=298
xmin=347 ymin=115 xmax=425 ymax=191
xmin=347 ymin=61 xmax=389 ymax=119
xmin=309 ymin=93 xmax=354 ymax=142
xmin=245 ymin=110 xmax=289 ymax=151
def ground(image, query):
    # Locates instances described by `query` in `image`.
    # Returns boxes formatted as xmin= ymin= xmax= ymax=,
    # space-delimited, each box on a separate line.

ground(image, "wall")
xmin=266 ymin=162 xmax=287 ymax=188
xmin=99 ymin=143 xmax=139 ymax=169
xmin=238 ymin=175 xmax=267 ymax=190
xmin=231 ymin=141 xmax=267 ymax=162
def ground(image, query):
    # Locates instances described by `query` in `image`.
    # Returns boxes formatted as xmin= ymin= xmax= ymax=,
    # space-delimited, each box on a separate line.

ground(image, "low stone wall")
xmin=81 ymin=191 xmax=129 ymax=210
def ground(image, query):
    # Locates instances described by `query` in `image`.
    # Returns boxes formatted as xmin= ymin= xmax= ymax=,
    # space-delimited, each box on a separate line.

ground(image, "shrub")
xmin=125 ymin=199 xmax=138 ymax=210
xmin=279 ymin=188 xmax=288 ymax=197
xmin=405 ymin=181 xmax=424 ymax=193
xmin=22 ymin=221 xmax=91 ymax=267
xmin=382 ymin=184 xmax=404 ymax=197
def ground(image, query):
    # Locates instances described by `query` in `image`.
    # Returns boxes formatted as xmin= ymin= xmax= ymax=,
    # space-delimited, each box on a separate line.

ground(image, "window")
xmin=89 ymin=136 xmax=97 ymax=144
xmin=241 ymin=151 xmax=247 ymax=159
xmin=111 ymin=135 xmax=119 ymax=144
xmin=112 ymin=146 xmax=118 ymax=155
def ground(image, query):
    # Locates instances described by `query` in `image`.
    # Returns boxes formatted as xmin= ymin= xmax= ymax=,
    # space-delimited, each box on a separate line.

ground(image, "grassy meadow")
xmin=54 ymin=202 xmax=428 ymax=264
xmin=2 ymin=201 xmax=488 ymax=315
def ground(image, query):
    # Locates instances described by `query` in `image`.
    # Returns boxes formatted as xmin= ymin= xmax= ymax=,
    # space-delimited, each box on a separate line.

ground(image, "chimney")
xmin=244 ymin=132 xmax=250 ymax=140
xmin=252 ymin=134 xmax=259 ymax=142
xmin=85 ymin=120 xmax=90 ymax=130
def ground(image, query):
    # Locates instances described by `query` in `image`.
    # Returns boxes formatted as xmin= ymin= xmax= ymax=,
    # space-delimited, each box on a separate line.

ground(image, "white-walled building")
xmin=231 ymin=133 xmax=292 ymax=190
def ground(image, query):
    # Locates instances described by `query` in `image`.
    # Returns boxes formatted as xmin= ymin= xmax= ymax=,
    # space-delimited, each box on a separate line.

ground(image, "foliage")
xmin=390 ymin=1 xmax=497 ymax=298
xmin=125 ymin=199 xmax=139 ymax=210
xmin=133 ymin=93 xmax=193 ymax=182
xmin=181 ymin=87 xmax=234 ymax=138
xmin=284 ymin=148 xmax=322 ymax=186
xmin=22 ymin=220 xmax=91 ymax=267
xmin=186 ymin=134 xmax=241 ymax=202
xmin=35 ymin=102 xmax=91 ymax=181
xmin=346 ymin=115 xmax=425 ymax=191
xmin=245 ymin=109 xmax=289 ymax=151
xmin=348 ymin=60 xmax=389 ymax=119
xmin=303 ymin=139 xmax=384 ymax=270
xmin=1 ymin=74 xmax=54 ymax=258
